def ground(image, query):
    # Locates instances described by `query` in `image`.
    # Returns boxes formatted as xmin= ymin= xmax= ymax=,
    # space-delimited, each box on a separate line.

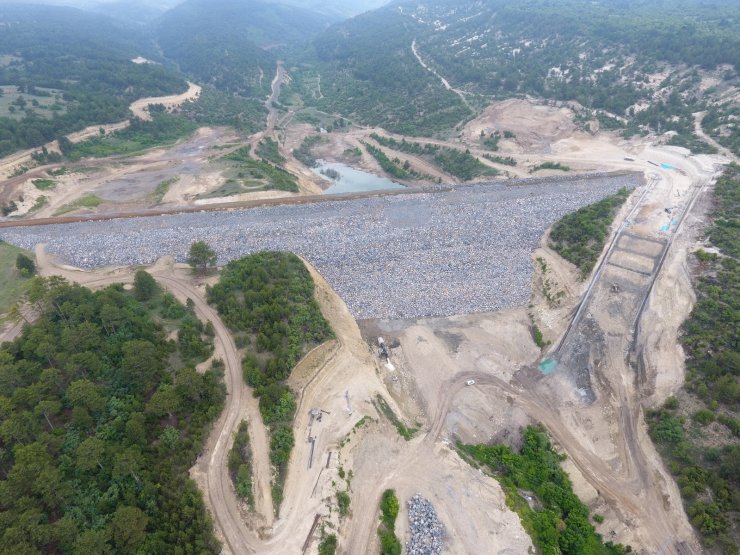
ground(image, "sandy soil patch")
xmin=462 ymin=98 xmax=580 ymax=153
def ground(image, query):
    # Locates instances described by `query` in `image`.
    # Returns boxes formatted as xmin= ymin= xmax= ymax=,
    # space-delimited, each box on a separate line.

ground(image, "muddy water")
xmin=312 ymin=161 xmax=405 ymax=195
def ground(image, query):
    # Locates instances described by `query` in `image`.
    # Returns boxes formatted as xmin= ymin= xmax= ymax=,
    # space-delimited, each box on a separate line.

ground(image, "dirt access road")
xmin=24 ymin=245 xmax=535 ymax=554
xmin=28 ymin=248 xmax=275 ymax=553
xmin=372 ymin=148 xmax=721 ymax=554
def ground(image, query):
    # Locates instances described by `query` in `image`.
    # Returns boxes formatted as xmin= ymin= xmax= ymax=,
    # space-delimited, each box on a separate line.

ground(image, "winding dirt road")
xmin=29 ymin=249 xmax=275 ymax=553
xmin=411 ymin=39 xmax=470 ymax=108
xmin=693 ymin=111 xmax=737 ymax=163
xmin=130 ymin=82 xmax=201 ymax=121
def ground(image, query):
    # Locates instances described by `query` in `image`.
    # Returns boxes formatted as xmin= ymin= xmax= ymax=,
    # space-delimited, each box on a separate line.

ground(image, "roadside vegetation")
xmin=151 ymin=176 xmax=179 ymax=204
xmin=646 ymin=164 xmax=739 ymax=554
xmin=549 ymin=188 xmax=631 ymax=277
xmin=361 ymin=142 xmax=430 ymax=181
xmin=459 ymin=426 xmax=632 ymax=555
xmin=532 ymin=162 xmax=571 ymax=173
xmin=207 ymin=252 xmax=333 ymax=513
xmin=53 ymin=194 xmax=103 ymax=216
xmin=373 ymin=395 xmax=417 ymax=441
xmin=256 ymin=137 xmax=285 ymax=165
xmin=0 ymin=276 xmax=224 ymax=553
xmin=433 ymin=148 xmax=498 ymax=181
xmin=228 ymin=420 xmax=254 ymax=508
xmin=369 ymin=134 xmax=496 ymax=181
xmin=318 ymin=532 xmax=338 ymax=555
xmin=482 ymin=153 xmax=517 ymax=166
xmin=377 ymin=489 xmax=402 ymax=555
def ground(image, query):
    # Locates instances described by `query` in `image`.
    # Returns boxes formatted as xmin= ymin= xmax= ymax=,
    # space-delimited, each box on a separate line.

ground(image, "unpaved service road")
xmin=0 ymin=173 xmax=639 ymax=320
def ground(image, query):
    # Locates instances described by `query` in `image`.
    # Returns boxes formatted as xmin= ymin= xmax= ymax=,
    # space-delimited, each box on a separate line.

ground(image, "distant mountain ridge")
xmin=154 ymin=0 xmax=334 ymax=96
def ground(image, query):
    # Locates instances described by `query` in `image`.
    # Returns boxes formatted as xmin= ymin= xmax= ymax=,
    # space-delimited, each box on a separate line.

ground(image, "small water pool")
xmin=538 ymin=358 xmax=558 ymax=375
xmin=312 ymin=161 xmax=405 ymax=195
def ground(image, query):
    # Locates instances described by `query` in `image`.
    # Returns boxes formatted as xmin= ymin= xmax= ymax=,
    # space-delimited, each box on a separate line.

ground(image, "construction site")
xmin=0 ymin=69 xmax=733 ymax=555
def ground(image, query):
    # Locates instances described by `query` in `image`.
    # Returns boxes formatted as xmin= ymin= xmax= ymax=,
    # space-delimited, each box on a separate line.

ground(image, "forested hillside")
xmin=308 ymin=8 xmax=471 ymax=136
xmin=306 ymin=0 xmax=739 ymax=144
xmin=0 ymin=276 xmax=224 ymax=554
xmin=155 ymin=0 xmax=332 ymax=97
xmin=0 ymin=4 xmax=187 ymax=158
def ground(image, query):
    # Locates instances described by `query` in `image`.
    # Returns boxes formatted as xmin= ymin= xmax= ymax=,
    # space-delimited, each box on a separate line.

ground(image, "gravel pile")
xmin=0 ymin=174 xmax=638 ymax=320
xmin=406 ymin=494 xmax=444 ymax=555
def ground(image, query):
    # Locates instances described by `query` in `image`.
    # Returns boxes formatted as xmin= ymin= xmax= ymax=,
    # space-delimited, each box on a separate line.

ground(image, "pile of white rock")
xmin=406 ymin=494 xmax=444 ymax=555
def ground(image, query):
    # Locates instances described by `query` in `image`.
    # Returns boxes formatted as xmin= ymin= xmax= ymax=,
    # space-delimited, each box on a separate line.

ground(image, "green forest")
xmin=0 ymin=276 xmax=224 ymax=554
xmin=301 ymin=0 xmax=739 ymax=142
xmin=206 ymin=252 xmax=333 ymax=511
xmin=0 ymin=5 xmax=187 ymax=158
xmin=647 ymin=164 xmax=739 ymax=553
xmin=460 ymin=426 xmax=631 ymax=555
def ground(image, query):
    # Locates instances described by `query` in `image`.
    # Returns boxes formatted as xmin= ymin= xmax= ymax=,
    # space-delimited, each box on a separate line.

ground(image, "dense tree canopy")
xmin=0 ymin=277 xmax=224 ymax=554
xmin=647 ymin=164 xmax=740 ymax=553
xmin=207 ymin=252 xmax=333 ymax=511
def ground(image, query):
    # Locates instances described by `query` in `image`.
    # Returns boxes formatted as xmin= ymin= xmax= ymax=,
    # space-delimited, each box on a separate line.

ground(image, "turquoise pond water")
xmin=312 ymin=161 xmax=405 ymax=195
xmin=538 ymin=358 xmax=558 ymax=374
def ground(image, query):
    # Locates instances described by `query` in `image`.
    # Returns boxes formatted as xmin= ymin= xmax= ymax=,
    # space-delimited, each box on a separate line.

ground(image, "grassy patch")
xmin=196 ymin=180 xmax=265 ymax=199
xmin=31 ymin=178 xmax=56 ymax=190
xmin=549 ymin=188 xmax=631 ymax=277
xmin=458 ymin=426 xmax=631 ymax=554
xmin=373 ymin=395 xmax=417 ymax=440
xmin=29 ymin=196 xmax=48 ymax=213
xmin=532 ymin=161 xmax=571 ymax=172
xmin=0 ymin=241 xmax=35 ymax=316
xmin=64 ymin=114 xmax=197 ymax=160
xmin=53 ymin=194 xmax=102 ymax=216
xmin=222 ymin=147 xmax=299 ymax=193
xmin=151 ymin=176 xmax=179 ymax=204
